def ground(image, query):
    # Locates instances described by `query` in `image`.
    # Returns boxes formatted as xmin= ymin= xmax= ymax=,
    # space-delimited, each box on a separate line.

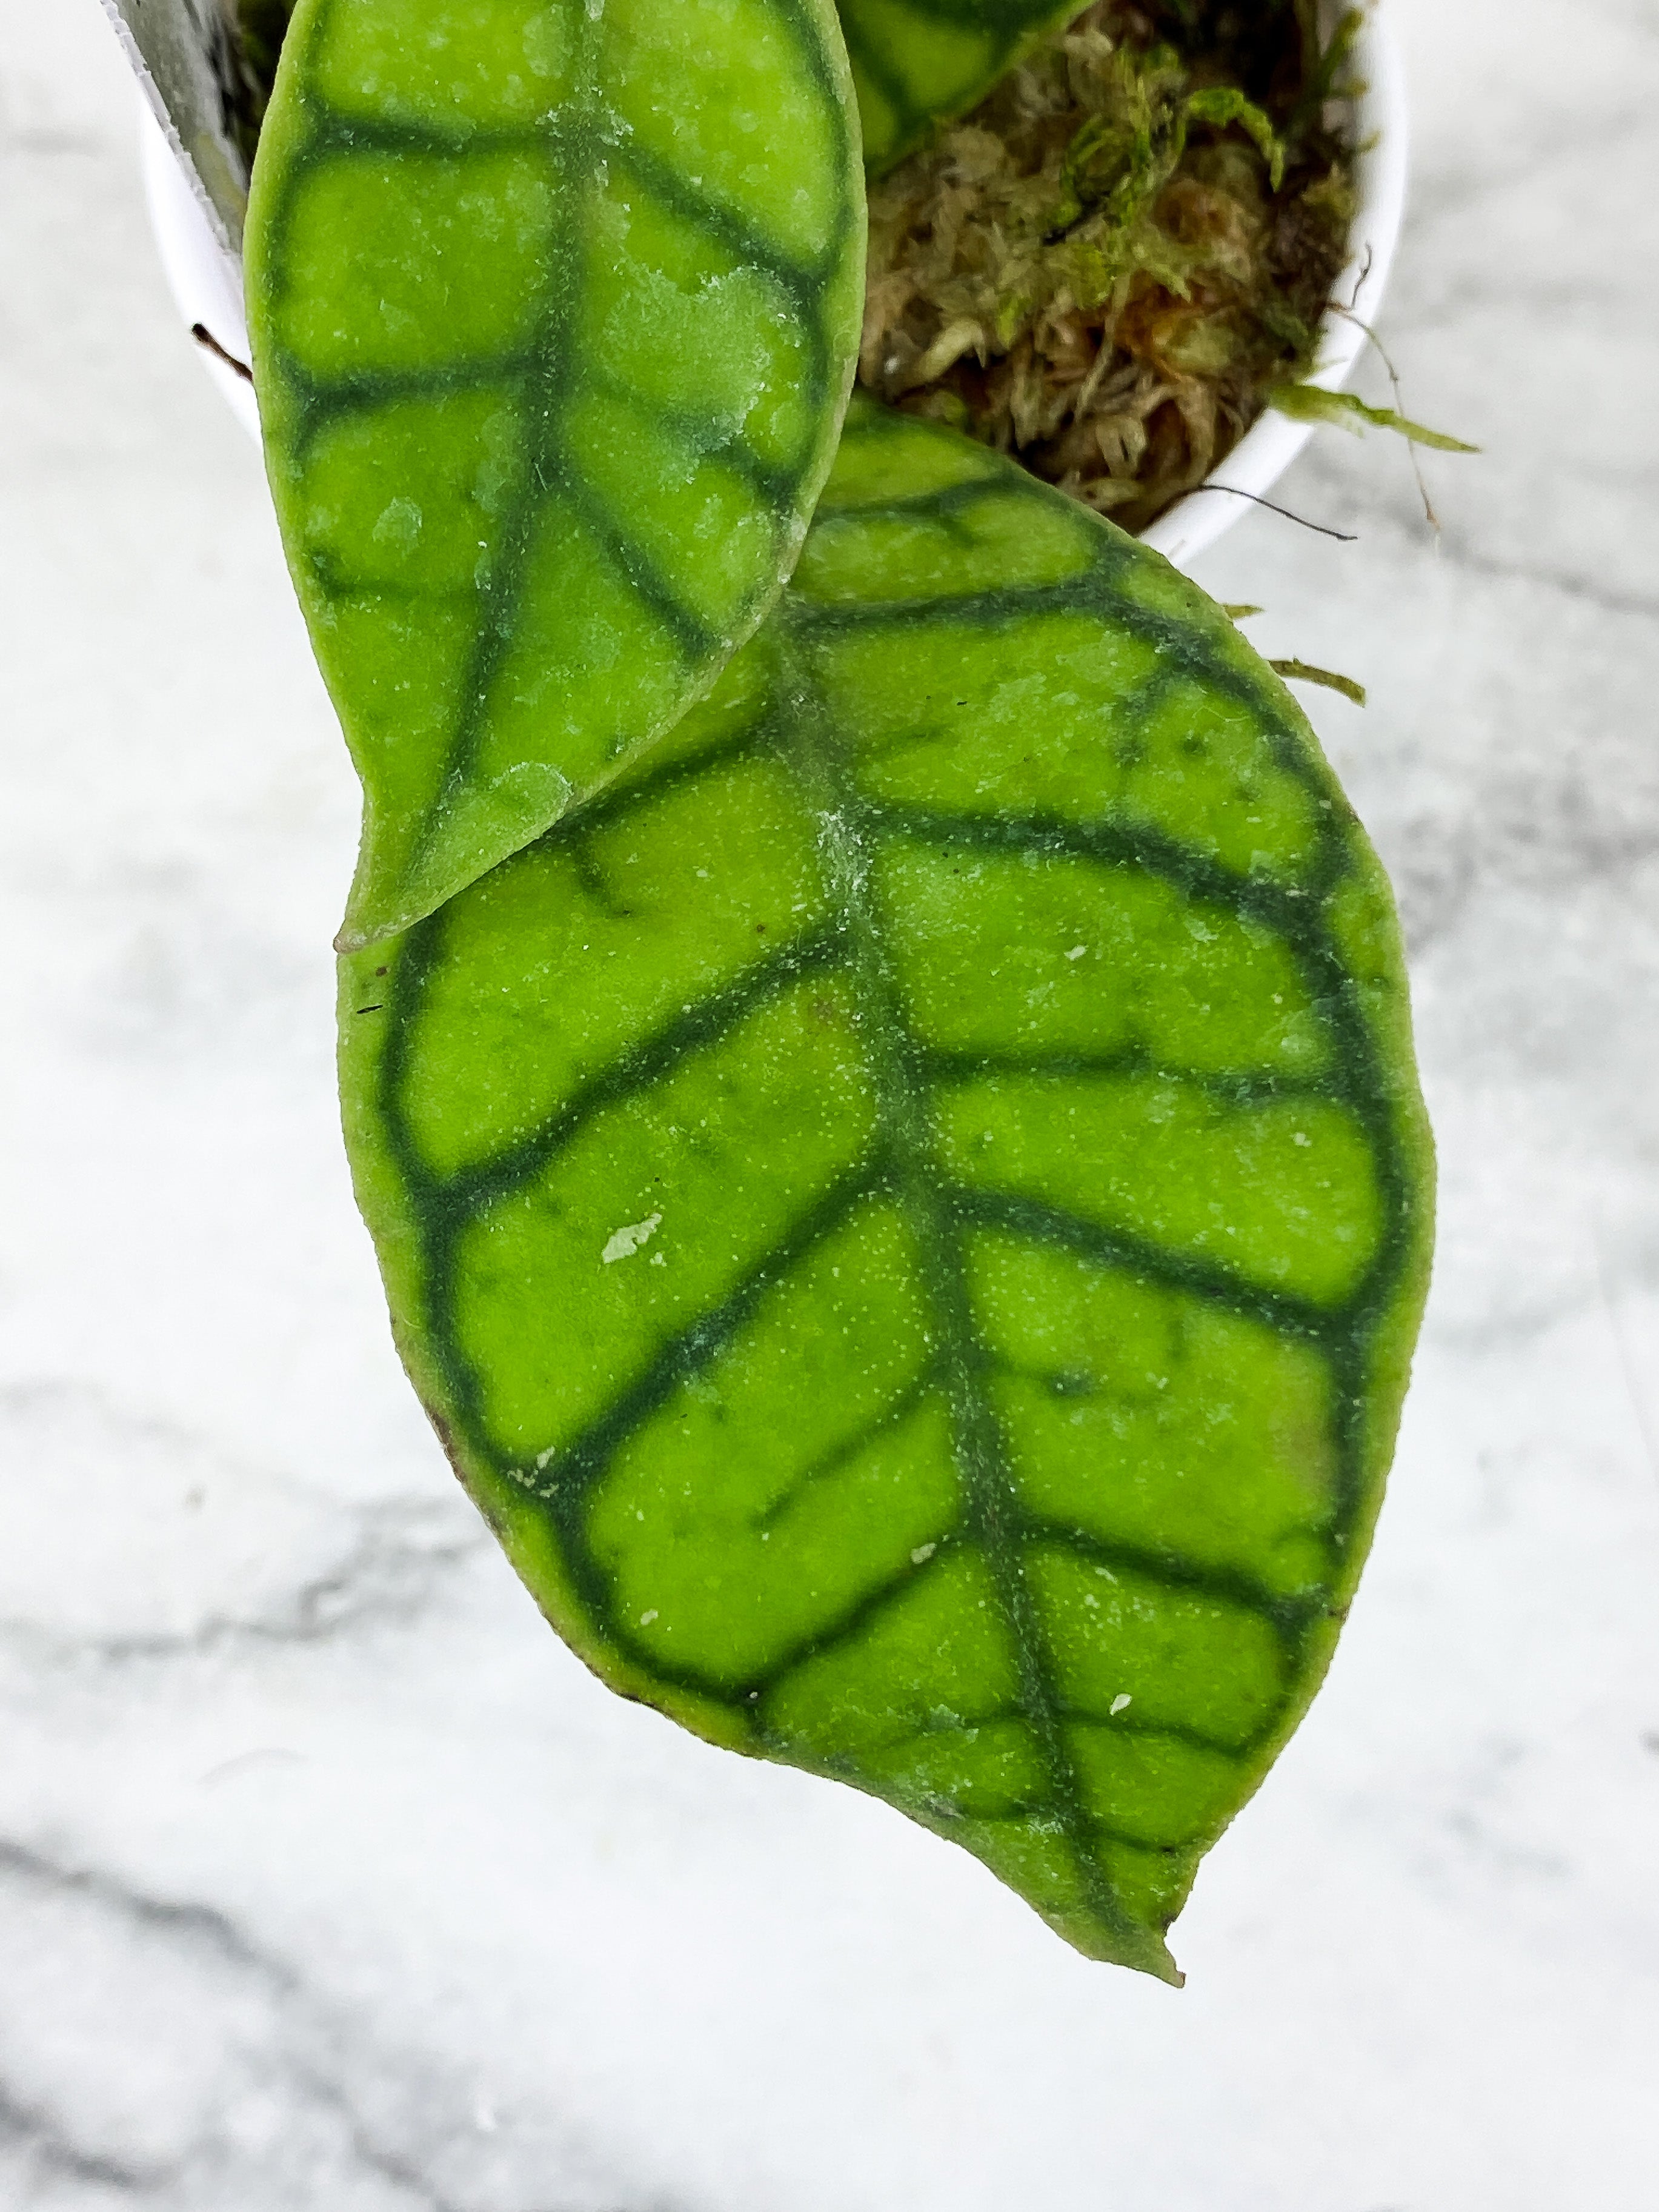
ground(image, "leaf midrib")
xmin=405 ymin=10 xmax=603 ymax=830
xmin=764 ymin=600 xmax=1157 ymax=1961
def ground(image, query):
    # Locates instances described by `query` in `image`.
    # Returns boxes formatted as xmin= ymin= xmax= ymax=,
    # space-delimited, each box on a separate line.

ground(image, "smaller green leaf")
xmin=247 ymin=0 xmax=866 ymax=950
xmin=1268 ymin=381 xmax=1480 ymax=453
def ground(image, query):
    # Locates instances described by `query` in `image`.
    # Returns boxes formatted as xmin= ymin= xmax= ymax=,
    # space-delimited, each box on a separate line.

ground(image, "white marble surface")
xmin=2 ymin=0 xmax=1658 ymax=2203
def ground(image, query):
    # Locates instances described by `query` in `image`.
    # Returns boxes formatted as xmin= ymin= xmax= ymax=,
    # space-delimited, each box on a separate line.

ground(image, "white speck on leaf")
xmin=602 ymin=1212 xmax=662 ymax=1264
xmin=371 ymin=496 xmax=422 ymax=552
xmin=1111 ymin=1693 xmax=1132 ymax=1715
xmin=911 ymin=1542 xmax=937 ymax=1564
xmin=1066 ymin=944 xmax=1086 ymax=960
xmin=640 ymin=1609 xmax=658 ymax=1626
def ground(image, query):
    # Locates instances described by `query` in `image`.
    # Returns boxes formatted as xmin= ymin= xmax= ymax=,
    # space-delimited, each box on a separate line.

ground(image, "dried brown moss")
xmin=861 ymin=0 xmax=1358 ymax=531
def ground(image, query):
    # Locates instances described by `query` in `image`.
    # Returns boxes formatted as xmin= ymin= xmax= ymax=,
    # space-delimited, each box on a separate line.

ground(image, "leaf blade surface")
xmin=340 ymin=405 xmax=1434 ymax=1973
xmin=247 ymin=0 xmax=866 ymax=948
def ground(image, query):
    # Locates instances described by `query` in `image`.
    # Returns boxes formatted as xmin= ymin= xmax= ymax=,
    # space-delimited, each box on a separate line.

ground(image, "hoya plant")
xmin=158 ymin=0 xmax=1437 ymax=1978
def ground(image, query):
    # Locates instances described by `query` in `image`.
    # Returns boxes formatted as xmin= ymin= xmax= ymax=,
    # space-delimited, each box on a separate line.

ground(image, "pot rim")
xmin=139 ymin=0 xmax=1407 ymax=578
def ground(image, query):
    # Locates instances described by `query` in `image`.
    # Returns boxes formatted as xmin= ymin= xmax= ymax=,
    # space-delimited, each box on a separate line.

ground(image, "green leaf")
xmin=246 ymin=0 xmax=866 ymax=950
xmin=1268 ymin=381 xmax=1480 ymax=453
xmin=837 ymin=0 xmax=1082 ymax=172
xmin=339 ymin=402 xmax=1433 ymax=1976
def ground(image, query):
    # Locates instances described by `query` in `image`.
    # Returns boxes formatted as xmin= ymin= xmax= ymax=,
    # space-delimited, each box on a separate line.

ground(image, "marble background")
xmin=2 ymin=0 xmax=1657 ymax=2203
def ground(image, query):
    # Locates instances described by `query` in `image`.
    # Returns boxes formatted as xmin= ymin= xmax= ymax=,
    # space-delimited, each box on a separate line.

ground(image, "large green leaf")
xmin=837 ymin=0 xmax=1082 ymax=171
xmin=246 ymin=0 xmax=865 ymax=950
xmin=339 ymin=402 xmax=1432 ymax=1976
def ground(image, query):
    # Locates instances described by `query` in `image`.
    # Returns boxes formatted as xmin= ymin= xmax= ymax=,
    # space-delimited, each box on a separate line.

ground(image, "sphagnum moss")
xmin=862 ymin=0 xmax=1358 ymax=530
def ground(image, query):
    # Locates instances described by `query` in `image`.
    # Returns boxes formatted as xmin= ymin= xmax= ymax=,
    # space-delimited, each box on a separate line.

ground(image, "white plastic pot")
xmin=139 ymin=1 xmax=1407 ymax=574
